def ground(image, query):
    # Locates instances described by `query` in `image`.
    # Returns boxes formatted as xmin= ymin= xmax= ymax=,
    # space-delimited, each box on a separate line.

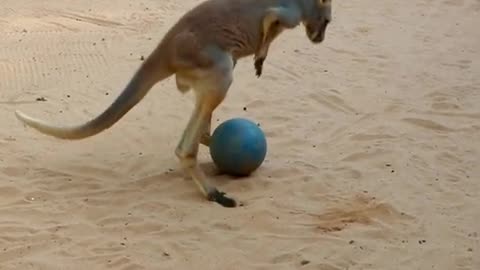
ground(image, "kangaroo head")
xmin=302 ymin=0 xmax=332 ymax=43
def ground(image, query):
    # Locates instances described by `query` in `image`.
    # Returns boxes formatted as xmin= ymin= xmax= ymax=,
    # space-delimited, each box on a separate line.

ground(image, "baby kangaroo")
xmin=15 ymin=0 xmax=332 ymax=208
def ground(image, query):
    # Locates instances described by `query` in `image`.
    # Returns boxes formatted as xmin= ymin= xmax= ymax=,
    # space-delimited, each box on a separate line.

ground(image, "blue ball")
xmin=209 ymin=118 xmax=267 ymax=176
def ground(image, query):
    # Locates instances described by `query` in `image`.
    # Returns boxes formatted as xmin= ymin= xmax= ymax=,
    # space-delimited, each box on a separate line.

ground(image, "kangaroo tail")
xmin=15 ymin=53 xmax=172 ymax=140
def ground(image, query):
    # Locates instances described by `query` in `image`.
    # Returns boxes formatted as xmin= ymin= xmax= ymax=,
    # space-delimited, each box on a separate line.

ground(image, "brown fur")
xmin=15 ymin=0 xmax=332 ymax=207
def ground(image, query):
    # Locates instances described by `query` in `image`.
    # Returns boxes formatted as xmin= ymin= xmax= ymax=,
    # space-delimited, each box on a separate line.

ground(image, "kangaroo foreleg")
xmin=255 ymin=6 xmax=302 ymax=77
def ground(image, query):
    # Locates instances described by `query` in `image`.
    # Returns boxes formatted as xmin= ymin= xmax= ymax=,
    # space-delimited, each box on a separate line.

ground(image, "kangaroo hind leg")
xmin=174 ymin=51 xmax=236 ymax=207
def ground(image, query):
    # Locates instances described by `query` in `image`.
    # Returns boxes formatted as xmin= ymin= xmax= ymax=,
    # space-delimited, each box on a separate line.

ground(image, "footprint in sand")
xmin=314 ymin=194 xmax=414 ymax=233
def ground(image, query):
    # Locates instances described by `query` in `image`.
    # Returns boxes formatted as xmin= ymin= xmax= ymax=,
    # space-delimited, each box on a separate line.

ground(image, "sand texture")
xmin=1 ymin=0 xmax=479 ymax=269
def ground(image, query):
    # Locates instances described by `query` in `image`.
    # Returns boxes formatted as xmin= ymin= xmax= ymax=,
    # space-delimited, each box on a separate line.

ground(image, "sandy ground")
xmin=1 ymin=0 xmax=479 ymax=269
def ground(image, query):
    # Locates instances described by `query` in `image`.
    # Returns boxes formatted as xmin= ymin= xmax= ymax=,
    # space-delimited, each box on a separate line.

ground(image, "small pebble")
xmin=300 ymin=260 xmax=310 ymax=266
